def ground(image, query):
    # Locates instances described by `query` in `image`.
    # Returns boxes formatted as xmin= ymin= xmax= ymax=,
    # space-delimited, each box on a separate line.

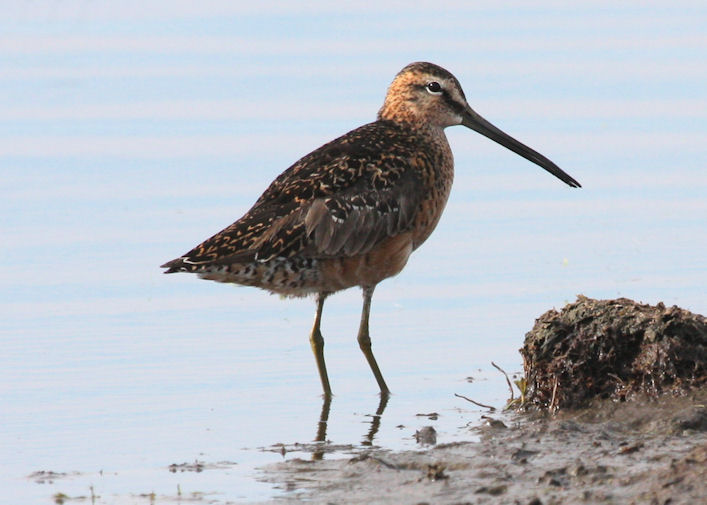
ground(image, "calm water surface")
xmin=2 ymin=2 xmax=706 ymax=503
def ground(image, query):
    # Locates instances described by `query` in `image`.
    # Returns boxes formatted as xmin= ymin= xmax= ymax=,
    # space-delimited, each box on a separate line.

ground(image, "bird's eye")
xmin=426 ymin=81 xmax=442 ymax=94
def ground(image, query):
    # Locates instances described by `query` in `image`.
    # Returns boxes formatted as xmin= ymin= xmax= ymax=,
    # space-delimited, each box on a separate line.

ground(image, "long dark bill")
xmin=461 ymin=108 xmax=581 ymax=188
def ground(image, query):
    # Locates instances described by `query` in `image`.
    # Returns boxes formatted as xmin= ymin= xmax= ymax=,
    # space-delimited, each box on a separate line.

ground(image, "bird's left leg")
xmin=310 ymin=292 xmax=332 ymax=397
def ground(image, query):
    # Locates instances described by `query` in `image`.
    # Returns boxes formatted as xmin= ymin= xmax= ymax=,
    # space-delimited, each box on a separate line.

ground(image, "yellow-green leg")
xmin=358 ymin=286 xmax=390 ymax=394
xmin=310 ymin=293 xmax=332 ymax=397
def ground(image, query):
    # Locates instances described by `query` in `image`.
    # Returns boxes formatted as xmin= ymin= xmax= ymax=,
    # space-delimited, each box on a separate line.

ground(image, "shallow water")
xmin=2 ymin=2 xmax=706 ymax=504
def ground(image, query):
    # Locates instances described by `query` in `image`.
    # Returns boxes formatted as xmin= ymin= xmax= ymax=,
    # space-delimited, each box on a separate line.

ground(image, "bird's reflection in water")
xmin=312 ymin=395 xmax=331 ymax=460
xmin=361 ymin=392 xmax=389 ymax=447
xmin=311 ymin=392 xmax=390 ymax=460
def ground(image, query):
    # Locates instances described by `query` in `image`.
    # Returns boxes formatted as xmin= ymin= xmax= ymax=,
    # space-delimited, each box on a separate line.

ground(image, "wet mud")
xmin=522 ymin=296 xmax=707 ymax=410
xmin=260 ymin=389 xmax=706 ymax=505
xmin=260 ymin=297 xmax=707 ymax=504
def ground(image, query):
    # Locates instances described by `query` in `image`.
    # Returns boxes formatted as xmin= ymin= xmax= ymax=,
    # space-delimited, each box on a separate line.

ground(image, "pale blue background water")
xmin=2 ymin=1 xmax=706 ymax=503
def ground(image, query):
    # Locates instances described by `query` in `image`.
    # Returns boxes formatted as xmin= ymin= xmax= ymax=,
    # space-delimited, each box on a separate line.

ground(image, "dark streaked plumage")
xmin=162 ymin=62 xmax=580 ymax=396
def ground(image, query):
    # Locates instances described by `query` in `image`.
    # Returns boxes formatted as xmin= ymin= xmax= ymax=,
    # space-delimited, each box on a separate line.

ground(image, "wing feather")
xmin=162 ymin=120 xmax=425 ymax=271
xmin=301 ymin=171 xmax=420 ymax=258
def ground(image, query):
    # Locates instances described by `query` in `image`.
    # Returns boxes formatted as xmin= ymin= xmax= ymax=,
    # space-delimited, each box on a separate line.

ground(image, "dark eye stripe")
xmin=442 ymin=91 xmax=467 ymax=116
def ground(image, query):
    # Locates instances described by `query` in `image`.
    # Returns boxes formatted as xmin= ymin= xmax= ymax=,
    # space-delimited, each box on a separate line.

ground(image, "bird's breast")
xmin=409 ymin=131 xmax=455 ymax=250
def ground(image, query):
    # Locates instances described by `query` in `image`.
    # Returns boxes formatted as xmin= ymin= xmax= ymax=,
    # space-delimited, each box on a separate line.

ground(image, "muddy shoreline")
xmin=258 ymin=297 xmax=706 ymax=504
xmin=258 ymin=389 xmax=706 ymax=504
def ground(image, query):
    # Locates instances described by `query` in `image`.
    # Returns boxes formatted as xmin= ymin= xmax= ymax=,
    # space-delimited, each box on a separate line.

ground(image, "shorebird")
xmin=161 ymin=62 xmax=580 ymax=397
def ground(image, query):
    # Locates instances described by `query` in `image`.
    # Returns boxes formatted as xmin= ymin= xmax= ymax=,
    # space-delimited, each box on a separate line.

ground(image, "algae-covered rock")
xmin=521 ymin=296 xmax=707 ymax=410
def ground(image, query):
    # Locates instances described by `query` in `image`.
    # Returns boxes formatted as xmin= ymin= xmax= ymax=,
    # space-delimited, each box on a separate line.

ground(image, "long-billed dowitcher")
xmin=161 ymin=62 xmax=580 ymax=397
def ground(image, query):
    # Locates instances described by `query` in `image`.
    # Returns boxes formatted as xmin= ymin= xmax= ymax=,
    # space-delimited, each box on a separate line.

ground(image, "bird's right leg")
xmin=357 ymin=286 xmax=390 ymax=395
xmin=310 ymin=292 xmax=332 ymax=397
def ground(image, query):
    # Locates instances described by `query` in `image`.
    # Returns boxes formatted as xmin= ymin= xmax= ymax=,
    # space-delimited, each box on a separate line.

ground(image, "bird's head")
xmin=378 ymin=61 xmax=470 ymax=129
xmin=379 ymin=62 xmax=581 ymax=188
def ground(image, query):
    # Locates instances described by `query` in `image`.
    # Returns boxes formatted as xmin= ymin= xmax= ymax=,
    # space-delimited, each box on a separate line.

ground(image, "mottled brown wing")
xmin=162 ymin=121 xmax=423 ymax=270
xmin=305 ymin=174 xmax=419 ymax=256
xmin=254 ymin=169 xmax=420 ymax=261
xmin=161 ymin=200 xmax=301 ymax=271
